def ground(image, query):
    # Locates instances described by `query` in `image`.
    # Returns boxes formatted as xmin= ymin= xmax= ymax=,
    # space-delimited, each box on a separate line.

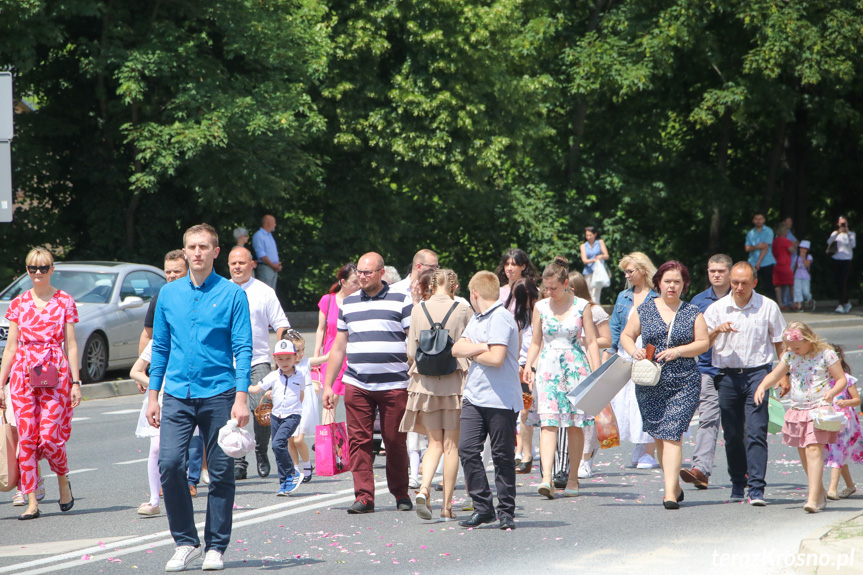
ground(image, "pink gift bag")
xmin=315 ymin=419 xmax=350 ymax=476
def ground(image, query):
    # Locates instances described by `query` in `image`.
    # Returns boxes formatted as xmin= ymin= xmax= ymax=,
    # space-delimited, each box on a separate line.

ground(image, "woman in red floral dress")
xmin=0 ymin=247 xmax=81 ymax=520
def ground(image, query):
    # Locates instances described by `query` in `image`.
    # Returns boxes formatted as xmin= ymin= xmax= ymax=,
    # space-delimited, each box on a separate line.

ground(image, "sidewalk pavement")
xmin=798 ymin=510 xmax=863 ymax=575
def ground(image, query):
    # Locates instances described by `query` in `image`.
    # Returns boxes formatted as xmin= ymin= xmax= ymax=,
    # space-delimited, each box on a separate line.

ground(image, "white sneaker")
xmin=636 ymin=454 xmax=660 ymax=469
xmin=630 ymin=443 xmax=647 ymax=467
xmin=844 ymin=302 xmax=853 ymax=313
xmin=12 ymin=490 xmax=25 ymax=506
xmin=201 ymin=550 xmax=224 ymax=571
xmin=577 ymin=460 xmax=593 ymax=479
xmin=836 ymin=304 xmax=847 ymax=314
xmin=408 ymin=476 xmax=421 ymax=489
xmin=201 ymin=470 xmax=210 ymax=485
xmin=165 ymin=545 xmax=202 ymax=572
xmin=137 ymin=502 xmax=161 ymax=516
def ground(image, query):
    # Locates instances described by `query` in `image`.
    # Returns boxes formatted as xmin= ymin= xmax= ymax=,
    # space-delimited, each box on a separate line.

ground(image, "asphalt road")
xmin=1 ymin=321 xmax=862 ymax=575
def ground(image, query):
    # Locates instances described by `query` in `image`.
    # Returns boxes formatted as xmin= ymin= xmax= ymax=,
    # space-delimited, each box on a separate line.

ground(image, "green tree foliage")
xmin=2 ymin=0 xmax=862 ymax=306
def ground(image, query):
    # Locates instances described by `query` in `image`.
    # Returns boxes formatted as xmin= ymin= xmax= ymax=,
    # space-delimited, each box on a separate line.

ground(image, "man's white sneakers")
xmin=202 ymin=550 xmax=224 ymax=571
xmin=165 ymin=545 xmax=202 ymax=572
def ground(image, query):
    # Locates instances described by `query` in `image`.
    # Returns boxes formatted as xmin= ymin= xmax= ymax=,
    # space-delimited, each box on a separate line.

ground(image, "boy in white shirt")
xmin=248 ymin=340 xmax=304 ymax=496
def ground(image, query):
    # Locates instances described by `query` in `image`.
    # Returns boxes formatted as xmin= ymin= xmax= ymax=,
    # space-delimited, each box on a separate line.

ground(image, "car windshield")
xmin=0 ymin=270 xmax=117 ymax=304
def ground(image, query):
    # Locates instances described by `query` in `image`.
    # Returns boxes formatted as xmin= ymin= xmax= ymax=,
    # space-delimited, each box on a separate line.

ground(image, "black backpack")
xmin=415 ymin=301 xmax=460 ymax=377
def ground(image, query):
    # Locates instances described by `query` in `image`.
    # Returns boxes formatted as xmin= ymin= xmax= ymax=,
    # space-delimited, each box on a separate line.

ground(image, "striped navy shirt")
xmin=337 ymin=282 xmax=413 ymax=391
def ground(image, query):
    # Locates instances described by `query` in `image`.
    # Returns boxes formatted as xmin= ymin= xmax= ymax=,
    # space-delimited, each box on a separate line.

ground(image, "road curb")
xmin=81 ymin=379 xmax=141 ymax=400
xmin=797 ymin=510 xmax=863 ymax=574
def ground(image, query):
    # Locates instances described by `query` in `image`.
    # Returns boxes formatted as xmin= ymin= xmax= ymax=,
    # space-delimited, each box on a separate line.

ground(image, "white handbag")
xmin=632 ymin=306 xmax=677 ymax=387
xmin=812 ymin=403 xmax=847 ymax=432
xmin=591 ymin=261 xmax=611 ymax=289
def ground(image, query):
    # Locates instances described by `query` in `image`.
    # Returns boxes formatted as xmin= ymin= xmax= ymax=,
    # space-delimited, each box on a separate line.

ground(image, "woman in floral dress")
xmin=0 ymin=247 xmax=81 ymax=520
xmin=525 ymin=257 xmax=600 ymax=499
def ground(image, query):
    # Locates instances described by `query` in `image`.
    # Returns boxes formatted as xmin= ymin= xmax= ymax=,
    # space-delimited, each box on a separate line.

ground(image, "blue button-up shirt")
xmin=609 ymin=287 xmax=658 ymax=352
xmin=746 ymin=226 xmax=776 ymax=267
xmin=149 ymin=269 xmax=252 ymax=397
xmin=690 ymin=285 xmax=730 ymax=377
xmin=252 ymin=228 xmax=279 ymax=264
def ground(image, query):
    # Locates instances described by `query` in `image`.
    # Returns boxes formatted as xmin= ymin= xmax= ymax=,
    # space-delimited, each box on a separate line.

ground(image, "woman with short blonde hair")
xmin=0 ymin=247 xmax=82 ymax=520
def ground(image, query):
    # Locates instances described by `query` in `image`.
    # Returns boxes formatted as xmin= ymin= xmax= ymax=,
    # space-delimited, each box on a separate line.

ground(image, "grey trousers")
xmin=691 ymin=373 xmax=721 ymax=477
xmin=256 ymin=264 xmax=278 ymax=290
xmin=235 ymin=362 xmax=273 ymax=470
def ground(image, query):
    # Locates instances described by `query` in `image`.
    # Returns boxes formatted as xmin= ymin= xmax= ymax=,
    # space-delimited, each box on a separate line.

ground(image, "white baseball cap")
xmin=273 ymin=340 xmax=296 ymax=356
xmin=799 ymin=240 xmax=811 ymax=250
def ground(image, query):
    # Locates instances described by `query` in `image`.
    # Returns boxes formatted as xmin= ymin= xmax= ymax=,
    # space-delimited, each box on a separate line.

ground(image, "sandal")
xmin=415 ymin=490 xmax=432 ymax=521
xmin=537 ymin=482 xmax=554 ymax=499
xmin=840 ymin=486 xmax=857 ymax=499
xmin=826 ymin=491 xmax=840 ymax=501
xmin=440 ymin=508 xmax=457 ymax=522
xmin=516 ymin=459 xmax=533 ymax=474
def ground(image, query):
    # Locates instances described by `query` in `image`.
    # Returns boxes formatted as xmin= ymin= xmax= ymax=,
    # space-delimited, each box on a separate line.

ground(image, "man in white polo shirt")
xmin=703 ymin=261 xmax=787 ymax=506
xmin=322 ymin=252 xmax=413 ymax=514
xmin=228 ymin=247 xmax=290 ymax=480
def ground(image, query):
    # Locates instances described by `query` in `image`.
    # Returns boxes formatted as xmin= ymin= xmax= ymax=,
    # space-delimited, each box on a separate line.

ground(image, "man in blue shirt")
xmin=252 ymin=214 xmax=281 ymax=290
xmin=679 ymin=254 xmax=731 ymax=490
xmin=146 ymin=223 xmax=252 ymax=572
xmin=745 ymin=212 xmax=776 ymax=298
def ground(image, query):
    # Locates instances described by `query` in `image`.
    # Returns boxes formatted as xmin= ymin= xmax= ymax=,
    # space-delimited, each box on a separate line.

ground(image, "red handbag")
xmin=29 ymin=365 xmax=58 ymax=388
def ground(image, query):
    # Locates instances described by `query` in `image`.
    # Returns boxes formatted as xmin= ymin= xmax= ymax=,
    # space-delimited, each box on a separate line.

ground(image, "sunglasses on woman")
xmin=27 ymin=265 xmax=51 ymax=274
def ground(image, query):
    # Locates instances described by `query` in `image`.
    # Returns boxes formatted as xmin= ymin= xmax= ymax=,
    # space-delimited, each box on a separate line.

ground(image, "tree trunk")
xmin=710 ymin=111 xmax=732 ymax=254
xmin=764 ymin=118 xmax=786 ymax=215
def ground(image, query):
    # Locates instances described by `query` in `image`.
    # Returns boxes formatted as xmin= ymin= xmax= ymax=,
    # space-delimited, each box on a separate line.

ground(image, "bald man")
xmin=229 ymin=246 xmax=290 ymax=479
xmin=390 ymin=249 xmax=439 ymax=302
xmin=322 ymin=253 xmax=414 ymax=514
xmin=252 ymin=214 xmax=281 ymax=289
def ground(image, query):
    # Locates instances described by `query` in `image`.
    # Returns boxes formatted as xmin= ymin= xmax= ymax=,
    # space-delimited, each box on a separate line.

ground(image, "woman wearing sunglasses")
xmin=0 ymin=247 xmax=81 ymax=520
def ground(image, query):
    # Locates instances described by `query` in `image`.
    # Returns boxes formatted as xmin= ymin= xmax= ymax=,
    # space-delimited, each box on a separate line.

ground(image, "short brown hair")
xmin=708 ymin=254 xmax=732 ymax=269
xmin=183 ymin=223 xmax=219 ymax=248
xmin=164 ymin=249 xmax=186 ymax=266
xmin=468 ymin=270 xmax=499 ymax=301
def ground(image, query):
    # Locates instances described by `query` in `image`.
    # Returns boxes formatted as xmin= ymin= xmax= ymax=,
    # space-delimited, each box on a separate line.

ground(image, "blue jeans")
xmin=160 ymin=391 xmax=235 ymax=553
xmin=270 ymin=414 xmax=301 ymax=483
xmin=187 ymin=435 xmax=203 ymax=486
xmin=716 ymin=367 xmax=770 ymax=492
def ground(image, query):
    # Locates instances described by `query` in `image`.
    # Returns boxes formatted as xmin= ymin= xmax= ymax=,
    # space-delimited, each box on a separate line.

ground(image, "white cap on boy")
xmin=273 ymin=340 xmax=296 ymax=356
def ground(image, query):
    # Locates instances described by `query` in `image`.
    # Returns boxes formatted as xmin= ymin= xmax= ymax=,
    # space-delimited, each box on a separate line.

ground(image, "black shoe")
xmin=302 ymin=469 xmax=313 ymax=484
xmin=234 ymin=466 xmax=247 ymax=481
xmin=663 ymin=499 xmax=680 ymax=510
xmin=397 ymin=497 xmax=413 ymax=511
xmin=347 ymin=499 xmax=375 ymax=514
xmin=257 ymin=453 xmax=270 ymax=478
xmin=499 ymin=516 xmax=516 ymax=530
xmin=18 ymin=509 xmax=41 ymax=520
xmin=553 ymin=472 xmax=569 ymax=489
xmin=434 ymin=483 xmax=443 ymax=492
xmin=458 ymin=512 xmax=495 ymax=528
xmin=59 ymin=481 xmax=74 ymax=512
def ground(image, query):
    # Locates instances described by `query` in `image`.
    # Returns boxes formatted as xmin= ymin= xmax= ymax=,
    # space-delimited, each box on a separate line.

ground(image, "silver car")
xmin=0 ymin=262 xmax=166 ymax=383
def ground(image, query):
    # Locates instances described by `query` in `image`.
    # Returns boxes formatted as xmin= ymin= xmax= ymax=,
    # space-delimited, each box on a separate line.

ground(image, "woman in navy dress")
xmin=620 ymin=261 xmax=709 ymax=509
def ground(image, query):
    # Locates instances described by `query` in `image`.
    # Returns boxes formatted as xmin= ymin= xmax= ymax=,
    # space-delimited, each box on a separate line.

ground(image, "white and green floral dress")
xmin=535 ymin=297 xmax=593 ymax=428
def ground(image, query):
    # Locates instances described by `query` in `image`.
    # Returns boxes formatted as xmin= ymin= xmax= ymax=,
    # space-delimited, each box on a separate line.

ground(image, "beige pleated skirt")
xmin=398 ymin=369 xmax=465 ymax=436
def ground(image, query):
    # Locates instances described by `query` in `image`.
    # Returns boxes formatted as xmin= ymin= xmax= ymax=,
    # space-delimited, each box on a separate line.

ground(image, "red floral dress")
xmin=6 ymin=289 xmax=79 ymax=494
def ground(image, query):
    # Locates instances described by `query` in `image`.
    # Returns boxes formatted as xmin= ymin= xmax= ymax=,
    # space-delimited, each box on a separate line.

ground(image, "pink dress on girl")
xmin=318 ymin=292 xmax=348 ymax=395
xmin=782 ymin=348 xmax=840 ymax=448
xmin=825 ymin=374 xmax=863 ymax=468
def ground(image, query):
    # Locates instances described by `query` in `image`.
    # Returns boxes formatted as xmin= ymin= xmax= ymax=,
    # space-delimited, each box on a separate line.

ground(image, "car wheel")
xmin=81 ymin=333 xmax=108 ymax=383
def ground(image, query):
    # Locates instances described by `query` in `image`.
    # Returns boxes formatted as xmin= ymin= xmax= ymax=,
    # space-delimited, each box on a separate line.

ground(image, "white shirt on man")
xmin=703 ymin=292 xmax=786 ymax=369
xmin=240 ymin=277 xmax=290 ymax=366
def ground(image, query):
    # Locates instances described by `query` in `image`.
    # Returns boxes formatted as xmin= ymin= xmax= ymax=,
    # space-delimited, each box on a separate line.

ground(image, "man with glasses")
xmin=390 ymin=249 xmax=439 ymax=301
xmin=680 ymin=254 xmax=732 ymax=490
xmin=322 ymin=253 xmax=414 ymax=514
xmin=702 ymin=262 xmax=787 ymax=506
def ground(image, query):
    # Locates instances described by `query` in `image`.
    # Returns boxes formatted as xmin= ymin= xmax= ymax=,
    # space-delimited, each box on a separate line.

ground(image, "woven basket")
xmin=254 ymin=401 xmax=273 ymax=427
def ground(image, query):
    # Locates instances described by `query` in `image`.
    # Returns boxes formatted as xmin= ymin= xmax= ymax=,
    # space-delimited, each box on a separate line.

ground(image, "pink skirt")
xmin=782 ymin=408 xmax=838 ymax=448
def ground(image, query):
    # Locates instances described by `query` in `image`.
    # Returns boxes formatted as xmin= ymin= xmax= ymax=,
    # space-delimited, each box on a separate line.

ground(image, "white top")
xmin=239 ymin=277 xmax=291 ymax=366
xmin=257 ymin=369 xmax=304 ymax=417
xmin=703 ymin=292 xmax=786 ymax=369
xmin=828 ymin=231 xmax=856 ymax=261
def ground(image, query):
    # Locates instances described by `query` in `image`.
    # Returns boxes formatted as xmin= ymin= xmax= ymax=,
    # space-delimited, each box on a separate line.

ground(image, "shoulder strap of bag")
xmin=321 ymin=294 xmax=333 ymax=354
xmin=439 ymin=302 xmax=460 ymax=329
xmin=666 ymin=304 xmax=679 ymax=349
xmin=421 ymin=301 xmax=436 ymax=327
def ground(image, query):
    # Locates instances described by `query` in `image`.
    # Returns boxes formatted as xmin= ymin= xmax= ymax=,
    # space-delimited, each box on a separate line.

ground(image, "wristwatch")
xmin=71 ymin=380 xmax=82 ymax=386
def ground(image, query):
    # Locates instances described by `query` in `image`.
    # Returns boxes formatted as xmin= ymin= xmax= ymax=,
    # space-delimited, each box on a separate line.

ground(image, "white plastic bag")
xmin=591 ymin=262 xmax=611 ymax=288
xmin=217 ymin=418 xmax=255 ymax=458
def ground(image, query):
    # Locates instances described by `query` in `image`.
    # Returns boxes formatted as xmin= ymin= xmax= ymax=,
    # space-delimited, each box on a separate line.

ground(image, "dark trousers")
xmin=459 ymin=399 xmax=518 ymax=520
xmin=235 ymin=363 xmax=272 ymax=471
xmin=344 ymin=384 xmax=409 ymax=504
xmin=757 ymin=264 xmax=775 ymax=299
xmin=160 ymin=390 xmax=235 ymax=553
xmin=716 ymin=366 xmax=770 ymax=492
xmin=271 ymin=414 xmax=301 ymax=483
xmin=832 ymin=259 xmax=853 ymax=305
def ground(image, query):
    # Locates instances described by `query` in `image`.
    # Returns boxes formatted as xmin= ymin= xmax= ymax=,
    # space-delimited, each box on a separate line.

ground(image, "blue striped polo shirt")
xmin=337 ymin=282 xmax=412 ymax=391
